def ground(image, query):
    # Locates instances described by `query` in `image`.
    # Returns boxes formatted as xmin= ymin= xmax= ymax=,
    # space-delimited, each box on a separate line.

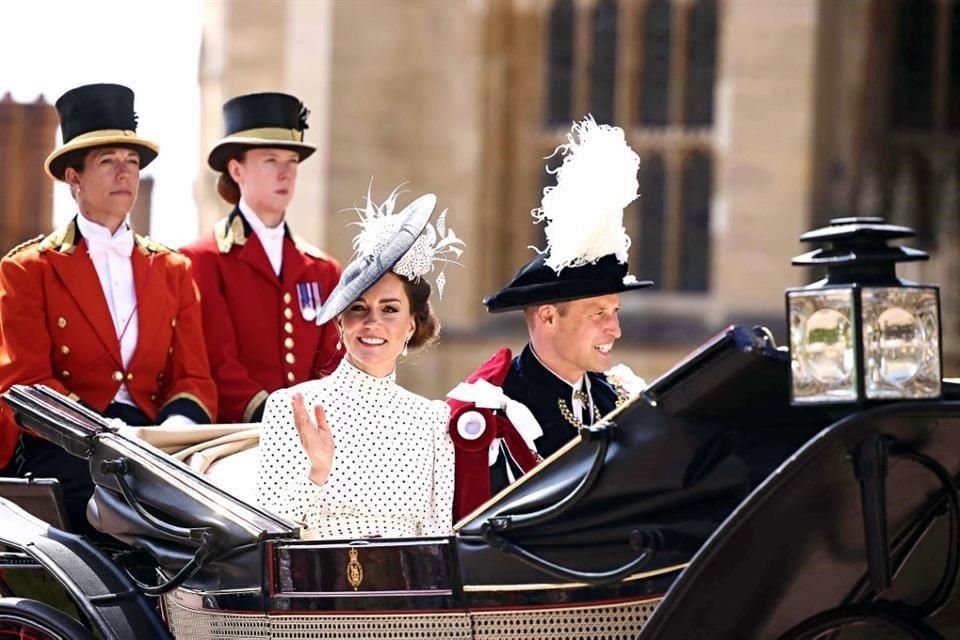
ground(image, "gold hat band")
xmin=70 ymin=129 xmax=141 ymax=143
xmin=44 ymin=129 xmax=159 ymax=181
xmin=224 ymin=127 xmax=304 ymax=143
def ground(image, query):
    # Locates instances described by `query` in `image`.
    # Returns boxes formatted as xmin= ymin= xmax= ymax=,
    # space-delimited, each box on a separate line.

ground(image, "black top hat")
xmin=44 ymin=83 xmax=159 ymax=181
xmin=207 ymin=92 xmax=317 ymax=173
xmin=316 ymin=194 xmax=438 ymax=326
xmin=483 ymin=253 xmax=653 ymax=313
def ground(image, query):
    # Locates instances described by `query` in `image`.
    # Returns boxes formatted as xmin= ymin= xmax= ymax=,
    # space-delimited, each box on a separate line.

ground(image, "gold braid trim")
xmin=243 ymin=390 xmax=269 ymax=423
xmin=162 ymin=392 xmax=213 ymax=422
xmin=215 ymin=215 xmax=248 ymax=254
xmin=4 ymin=234 xmax=44 ymax=259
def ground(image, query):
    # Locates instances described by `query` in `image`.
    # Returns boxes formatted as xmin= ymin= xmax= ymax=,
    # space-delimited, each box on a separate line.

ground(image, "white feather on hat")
xmin=351 ymin=183 xmax=464 ymax=298
xmin=533 ymin=116 xmax=640 ymax=274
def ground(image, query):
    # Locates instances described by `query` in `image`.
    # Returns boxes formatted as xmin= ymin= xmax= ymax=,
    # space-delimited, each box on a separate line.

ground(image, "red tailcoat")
xmin=0 ymin=220 xmax=217 ymax=468
xmin=180 ymin=209 xmax=343 ymax=423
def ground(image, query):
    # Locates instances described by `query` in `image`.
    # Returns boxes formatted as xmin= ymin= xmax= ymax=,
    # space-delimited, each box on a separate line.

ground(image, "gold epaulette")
xmin=135 ymin=234 xmax=177 ymax=255
xmin=215 ymin=215 xmax=248 ymax=254
xmin=4 ymin=234 xmax=44 ymax=259
xmin=294 ymin=234 xmax=334 ymax=261
xmin=37 ymin=220 xmax=79 ymax=254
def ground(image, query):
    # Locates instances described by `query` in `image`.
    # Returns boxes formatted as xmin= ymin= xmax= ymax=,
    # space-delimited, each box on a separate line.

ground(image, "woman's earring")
xmin=336 ymin=329 xmax=343 ymax=351
xmin=401 ymin=336 xmax=410 ymax=357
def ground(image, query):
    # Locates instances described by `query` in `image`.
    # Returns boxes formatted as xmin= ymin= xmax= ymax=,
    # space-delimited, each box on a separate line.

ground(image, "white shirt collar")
xmin=239 ymin=198 xmax=286 ymax=240
xmin=76 ymin=213 xmax=131 ymax=241
xmin=239 ymin=198 xmax=285 ymax=276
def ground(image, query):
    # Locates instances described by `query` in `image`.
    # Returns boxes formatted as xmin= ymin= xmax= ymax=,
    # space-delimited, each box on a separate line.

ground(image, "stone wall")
xmin=0 ymin=94 xmax=58 ymax=251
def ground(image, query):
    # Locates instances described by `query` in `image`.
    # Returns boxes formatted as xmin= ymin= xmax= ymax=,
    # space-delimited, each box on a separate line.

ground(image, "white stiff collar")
xmin=335 ymin=356 xmax=398 ymax=389
xmin=239 ymin=199 xmax=285 ymax=275
xmin=76 ymin=213 xmax=132 ymax=241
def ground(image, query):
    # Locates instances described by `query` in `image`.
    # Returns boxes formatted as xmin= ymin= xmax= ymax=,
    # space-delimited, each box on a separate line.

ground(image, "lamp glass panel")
xmin=862 ymin=286 xmax=941 ymax=399
xmin=789 ymin=288 xmax=857 ymax=403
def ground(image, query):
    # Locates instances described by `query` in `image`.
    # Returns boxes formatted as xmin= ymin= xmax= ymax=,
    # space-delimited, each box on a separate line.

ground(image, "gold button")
xmin=285 ymin=353 xmax=296 ymax=365
xmin=61 ymin=370 xmax=70 ymax=379
xmin=284 ymin=322 xmax=294 ymax=334
xmin=284 ymin=337 xmax=294 ymax=349
xmin=167 ymin=346 xmax=174 ymax=355
xmin=157 ymin=371 xmax=165 ymax=381
xmin=150 ymin=394 xmax=157 ymax=402
xmin=60 ymin=345 xmax=70 ymax=356
xmin=112 ymin=370 xmax=124 ymax=382
xmin=283 ymin=292 xmax=292 ymax=304
xmin=170 ymin=318 xmax=177 ymax=328
xmin=57 ymin=317 xmax=67 ymax=328
xmin=287 ymin=371 xmax=295 ymax=383
xmin=126 ymin=372 xmax=134 ymax=381
xmin=283 ymin=307 xmax=293 ymax=320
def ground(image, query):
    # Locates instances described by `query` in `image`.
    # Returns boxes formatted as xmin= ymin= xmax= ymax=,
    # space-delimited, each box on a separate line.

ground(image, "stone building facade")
xmin=198 ymin=0 xmax=960 ymax=397
xmin=0 ymin=94 xmax=58 ymax=251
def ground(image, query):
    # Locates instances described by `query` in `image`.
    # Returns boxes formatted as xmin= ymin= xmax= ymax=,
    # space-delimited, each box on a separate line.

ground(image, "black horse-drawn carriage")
xmin=2 ymin=218 xmax=959 ymax=639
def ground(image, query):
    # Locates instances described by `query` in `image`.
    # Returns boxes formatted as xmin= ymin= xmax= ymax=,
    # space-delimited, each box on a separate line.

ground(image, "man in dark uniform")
xmin=181 ymin=92 xmax=343 ymax=424
xmin=0 ymin=83 xmax=217 ymax=535
xmin=447 ymin=117 xmax=651 ymax=519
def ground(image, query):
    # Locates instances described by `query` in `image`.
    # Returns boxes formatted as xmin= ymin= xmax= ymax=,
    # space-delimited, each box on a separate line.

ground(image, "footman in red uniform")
xmin=181 ymin=92 xmax=343 ymax=423
xmin=0 ymin=83 xmax=217 ymax=535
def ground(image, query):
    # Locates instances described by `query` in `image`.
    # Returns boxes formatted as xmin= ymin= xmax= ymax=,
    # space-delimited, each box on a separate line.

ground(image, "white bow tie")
xmin=86 ymin=230 xmax=134 ymax=258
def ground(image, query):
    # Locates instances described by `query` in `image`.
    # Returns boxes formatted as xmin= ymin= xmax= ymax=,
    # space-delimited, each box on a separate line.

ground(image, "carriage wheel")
xmin=0 ymin=597 xmax=93 ymax=639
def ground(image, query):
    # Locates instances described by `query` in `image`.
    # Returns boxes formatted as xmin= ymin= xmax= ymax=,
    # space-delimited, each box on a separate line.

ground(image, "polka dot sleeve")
xmin=255 ymin=387 xmax=314 ymax=524
xmin=421 ymin=399 xmax=455 ymax=536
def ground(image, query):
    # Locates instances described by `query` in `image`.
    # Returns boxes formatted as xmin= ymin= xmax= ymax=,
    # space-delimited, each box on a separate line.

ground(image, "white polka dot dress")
xmin=256 ymin=358 xmax=455 ymax=539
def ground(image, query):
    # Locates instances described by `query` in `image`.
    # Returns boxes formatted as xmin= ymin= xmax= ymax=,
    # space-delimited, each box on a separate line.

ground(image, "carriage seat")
xmin=120 ymin=423 xmax=260 ymax=504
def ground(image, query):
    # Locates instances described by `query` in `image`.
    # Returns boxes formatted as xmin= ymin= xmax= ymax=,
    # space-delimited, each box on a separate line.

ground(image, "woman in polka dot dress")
xmin=255 ymin=187 xmax=464 ymax=539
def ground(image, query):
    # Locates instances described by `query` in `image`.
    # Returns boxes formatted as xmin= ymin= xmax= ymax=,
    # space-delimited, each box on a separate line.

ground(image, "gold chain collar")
xmin=557 ymin=389 xmax=599 ymax=430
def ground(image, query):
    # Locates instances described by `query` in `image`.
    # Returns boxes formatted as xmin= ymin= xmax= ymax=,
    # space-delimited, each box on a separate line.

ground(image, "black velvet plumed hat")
xmin=483 ymin=116 xmax=653 ymax=313
xmin=483 ymin=254 xmax=652 ymax=313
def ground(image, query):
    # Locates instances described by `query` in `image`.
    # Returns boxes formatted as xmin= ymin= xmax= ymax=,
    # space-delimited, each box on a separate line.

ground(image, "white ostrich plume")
xmin=350 ymin=183 xmax=464 ymax=298
xmin=533 ymin=116 xmax=640 ymax=273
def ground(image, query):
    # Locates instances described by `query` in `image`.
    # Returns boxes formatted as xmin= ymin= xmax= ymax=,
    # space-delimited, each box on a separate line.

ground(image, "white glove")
xmin=159 ymin=414 xmax=198 ymax=428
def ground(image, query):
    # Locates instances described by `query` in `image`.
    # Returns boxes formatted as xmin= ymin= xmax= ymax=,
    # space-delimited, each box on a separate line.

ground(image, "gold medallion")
xmin=347 ymin=548 xmax=364 ymax=591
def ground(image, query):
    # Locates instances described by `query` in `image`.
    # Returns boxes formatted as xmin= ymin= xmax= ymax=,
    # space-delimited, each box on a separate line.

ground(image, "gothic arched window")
xmin=638 ymin=0 xmax=671 ymax=127
xmin=590 ymin=0 xmax=618 ymax=125
xmin=948 ymin=4 xmax=960 ymax=130
xmin=636 ymin=154 xmax=666 ymax=288
xmin=546 ymin=0 xmax=575 ymax=127
xmin=890 ymin=0 xmax=936 ymax=130
xmin=680 ymin=151 xmax=712 ymax=292
xmin=684 ymin=0 xmax=717 ymax=127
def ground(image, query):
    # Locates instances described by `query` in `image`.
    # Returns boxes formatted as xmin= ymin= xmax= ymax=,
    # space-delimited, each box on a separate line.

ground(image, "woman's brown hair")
xmin=216 ymin=172 xmax=242 ymax=205
xmin=216 ymin=151 xmax=246 ymax=205
xmin=401 ymin=277 xmax=440 ymax=352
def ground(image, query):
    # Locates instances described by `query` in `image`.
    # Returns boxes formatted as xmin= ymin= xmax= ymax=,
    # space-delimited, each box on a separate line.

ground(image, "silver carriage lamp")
xmin=787 ymin=217 xmax=942 ymax=405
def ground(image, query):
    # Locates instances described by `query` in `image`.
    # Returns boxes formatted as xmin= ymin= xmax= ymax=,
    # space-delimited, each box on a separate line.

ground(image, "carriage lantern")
xmin=787 ymin=217 xmax=942 ymax=405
